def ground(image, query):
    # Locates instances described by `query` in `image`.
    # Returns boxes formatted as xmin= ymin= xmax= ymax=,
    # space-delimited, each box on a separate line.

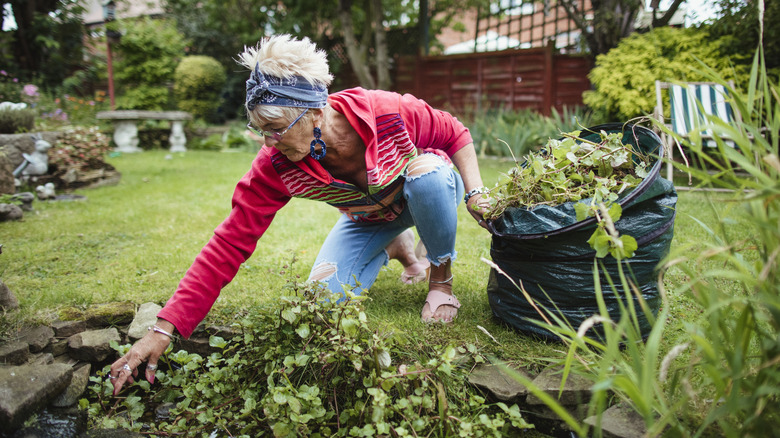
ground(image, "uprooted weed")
xmin=84 ymin=275 xmax=534 ymax=437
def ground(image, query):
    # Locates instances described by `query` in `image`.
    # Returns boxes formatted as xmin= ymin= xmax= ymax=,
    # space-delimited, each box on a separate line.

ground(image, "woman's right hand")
xmin=467 ymin=193 xmax=490 ymax=230
xmin=108 ymin=319 xmax=174 ymax=395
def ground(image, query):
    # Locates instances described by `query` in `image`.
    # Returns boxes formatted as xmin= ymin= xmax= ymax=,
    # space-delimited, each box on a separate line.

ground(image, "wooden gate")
xmin=392 ymin=44 xmax=592 ymax=116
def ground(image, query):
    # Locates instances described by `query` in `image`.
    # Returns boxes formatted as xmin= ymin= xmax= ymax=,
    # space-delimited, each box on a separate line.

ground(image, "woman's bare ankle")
xmin=428 ymin=261 xmax=453 ymax=293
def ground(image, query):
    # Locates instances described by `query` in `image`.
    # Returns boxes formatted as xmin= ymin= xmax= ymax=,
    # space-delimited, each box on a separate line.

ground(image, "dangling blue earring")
xmin=310 ymin=127 xmax=327 ymax=160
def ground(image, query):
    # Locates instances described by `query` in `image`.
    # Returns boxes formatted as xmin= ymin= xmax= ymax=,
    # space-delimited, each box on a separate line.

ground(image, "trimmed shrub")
xmin=583 ymin=27 xmax=749 ymax=122
xmin=0 ymin=108 xmax=35 ymax=133
xmin=174 ymin=55 xmax=226 ymax=123
xmin=113 ymin=17 xmax=188 ymax=110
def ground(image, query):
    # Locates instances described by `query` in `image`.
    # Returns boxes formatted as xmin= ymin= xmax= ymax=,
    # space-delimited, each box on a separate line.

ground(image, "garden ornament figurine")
xmin=22 ymin=134 xmax=51 ymax=176
xmin=12 ymin=153 xmax=34 ymax=178
xmin=35 ymin=182 xmax=56 ymax=200
xmin=108 ymin=34 xmax=491 ymax=395
xmin=168 ymin=121 xmax=187 ymax=152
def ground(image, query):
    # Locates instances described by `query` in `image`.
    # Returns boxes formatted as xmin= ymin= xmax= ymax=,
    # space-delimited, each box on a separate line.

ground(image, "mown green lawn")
xmin=0 ymin=149 xmax=739 ymax=364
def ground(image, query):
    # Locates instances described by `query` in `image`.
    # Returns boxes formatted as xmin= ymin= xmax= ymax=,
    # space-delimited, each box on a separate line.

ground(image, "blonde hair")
xmin=238 ymin=35 xmax=334 ymax=125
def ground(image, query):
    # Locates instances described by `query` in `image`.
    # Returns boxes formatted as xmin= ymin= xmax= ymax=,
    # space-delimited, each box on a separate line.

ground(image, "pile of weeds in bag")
xmin=483 ymin=123 xmax=677 ymax=339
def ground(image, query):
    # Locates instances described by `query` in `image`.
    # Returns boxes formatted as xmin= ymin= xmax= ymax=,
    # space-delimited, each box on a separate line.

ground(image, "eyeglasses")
xmin=247 ymin=108 xmax=309 ymax=142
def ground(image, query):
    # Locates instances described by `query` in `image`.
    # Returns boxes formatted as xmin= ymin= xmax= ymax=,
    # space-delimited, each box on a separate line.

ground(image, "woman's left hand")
xmin=467 ymin=194 xmax=490 ymax=230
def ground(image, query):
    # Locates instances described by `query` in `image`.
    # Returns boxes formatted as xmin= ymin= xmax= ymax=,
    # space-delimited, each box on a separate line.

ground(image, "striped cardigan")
xmin=158 ymin=87 xmax=473 ymax=338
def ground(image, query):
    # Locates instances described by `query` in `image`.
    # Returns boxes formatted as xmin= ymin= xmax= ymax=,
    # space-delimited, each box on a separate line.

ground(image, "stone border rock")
xmin=467 ymin=362 xmax=649 ymax=438
xmin=0 ymin=301 xmax=235 ymax=436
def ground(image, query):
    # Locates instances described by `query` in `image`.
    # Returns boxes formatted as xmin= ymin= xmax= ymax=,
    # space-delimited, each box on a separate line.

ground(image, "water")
xmin=1 ymin=407 xmax=86 ymax=438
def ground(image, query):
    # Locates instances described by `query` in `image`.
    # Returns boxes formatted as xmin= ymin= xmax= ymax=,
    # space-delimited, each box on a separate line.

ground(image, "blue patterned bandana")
xmin=245 ymin=64 xmax=328 ymax=111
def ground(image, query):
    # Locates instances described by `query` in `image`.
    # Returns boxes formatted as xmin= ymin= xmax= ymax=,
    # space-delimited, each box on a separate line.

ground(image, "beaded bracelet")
xmin=148 ymin=325 xmax=176 ymax=341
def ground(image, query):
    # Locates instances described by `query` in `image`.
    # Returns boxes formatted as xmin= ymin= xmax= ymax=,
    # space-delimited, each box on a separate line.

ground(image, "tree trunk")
xmin=593 ymin=0 xmax=640 ymax=55
xmin=339 ymin=0 xmax=376 ymax=88
xmin=559 ymin=0 xmax=642 ymax=56
xmin=419 ymin=0 xmax=429 ymax=55
xmin=651 ymin=0 xmax=686 ymax=27
xmin=372 ymin=0 xmax=391 ymax=89
xmin=8 ymin=0 xmax=61 ymax=73
xmin=10 ymin=0 xmax=35 ymax=71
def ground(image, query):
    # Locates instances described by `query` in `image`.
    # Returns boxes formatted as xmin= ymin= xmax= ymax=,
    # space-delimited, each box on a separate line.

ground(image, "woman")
xmin=109 ymin=35 xmax=490 ymax=394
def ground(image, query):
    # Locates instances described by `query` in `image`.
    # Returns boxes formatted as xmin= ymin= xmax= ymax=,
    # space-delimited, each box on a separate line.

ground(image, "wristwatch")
xmin=464 ymin=187 xmax=487 ymax=203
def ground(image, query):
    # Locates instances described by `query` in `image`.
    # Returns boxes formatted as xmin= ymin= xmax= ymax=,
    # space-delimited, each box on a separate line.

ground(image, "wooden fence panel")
xmin=552 ymin=54 xmax=593 ymax=110
xmin=392 ymin=45 xmax=592 ymax=116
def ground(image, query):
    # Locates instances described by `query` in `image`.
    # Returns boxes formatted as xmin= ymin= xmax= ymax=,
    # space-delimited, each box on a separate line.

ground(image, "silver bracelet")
xmin=464 ymin=187 xmax=487 ymax=203
xmin=149 ymin=325 xmax=175 ymax=340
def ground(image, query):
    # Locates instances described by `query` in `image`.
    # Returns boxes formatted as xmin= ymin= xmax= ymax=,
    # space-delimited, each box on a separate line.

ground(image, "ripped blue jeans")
xmin=308 ymin=154 xmax=464 ymax=296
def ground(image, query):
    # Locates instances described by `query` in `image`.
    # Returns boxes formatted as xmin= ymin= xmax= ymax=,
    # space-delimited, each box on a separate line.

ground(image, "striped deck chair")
xmin=654 ymin=80 xmax=738 ymax=180
xmin=668 ymin=82 xmax=736 ymax=147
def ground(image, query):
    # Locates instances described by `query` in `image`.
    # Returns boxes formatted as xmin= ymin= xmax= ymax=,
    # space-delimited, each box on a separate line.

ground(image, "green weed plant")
xmin=483 ymin=129 xmax=650 ymax=217
xmin=48 ymin=126 xmax=112 ymax=172
xmin=85 ymin=276 xmax=533 ymax=437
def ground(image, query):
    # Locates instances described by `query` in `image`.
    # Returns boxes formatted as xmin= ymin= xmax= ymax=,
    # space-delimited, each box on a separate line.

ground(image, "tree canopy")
xmin=559 ymin=0 xmax=685 ymax=56
xmin=704 ymin=0 xmax=779 ymax=71
xmin=162 ymin=0 xmax=480 ymax=116
xmin=4 ymin=0 xmax=773 ymax=123
xmin=1 ymin=0 xmax=87 ymax=89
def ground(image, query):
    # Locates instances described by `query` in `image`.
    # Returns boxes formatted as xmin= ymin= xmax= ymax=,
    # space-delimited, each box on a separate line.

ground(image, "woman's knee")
xmin=309 ymin=261 xmax=337 ymax=282
xmin=405 ymin=154 xmax=447 ymax=181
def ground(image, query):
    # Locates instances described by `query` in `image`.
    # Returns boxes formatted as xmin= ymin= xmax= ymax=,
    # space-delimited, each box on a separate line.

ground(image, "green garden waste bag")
xmin=485 ymin=123 xmax=677 ymax=340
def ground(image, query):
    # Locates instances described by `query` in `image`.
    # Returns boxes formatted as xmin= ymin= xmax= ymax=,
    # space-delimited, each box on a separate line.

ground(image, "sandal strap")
xmin=424 ymin=289 xmax=461 ymax=314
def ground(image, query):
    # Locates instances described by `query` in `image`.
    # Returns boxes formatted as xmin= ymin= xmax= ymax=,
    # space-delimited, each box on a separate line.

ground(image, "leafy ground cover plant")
xmin=48 ymin=126 xmax=112 ymax=170
xmin=44 ymin=126 xmax=116 ymax=189
xmin=85 ymin=274 xmax=533 ymax=437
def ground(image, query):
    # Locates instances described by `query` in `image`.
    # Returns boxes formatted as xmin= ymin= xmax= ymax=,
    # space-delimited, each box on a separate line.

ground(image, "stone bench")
xmin=96 ymin=110 xmax=193 ymax=153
